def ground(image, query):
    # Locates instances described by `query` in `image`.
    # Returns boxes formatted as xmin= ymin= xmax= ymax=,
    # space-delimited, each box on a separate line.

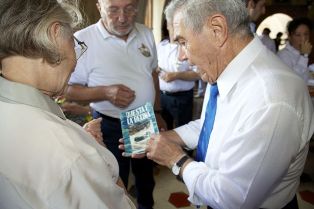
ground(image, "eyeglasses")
xmin=105 ymin=6 xmax=138 ymax=17
xmin=74 ymin=36 xmax=88 ymax=60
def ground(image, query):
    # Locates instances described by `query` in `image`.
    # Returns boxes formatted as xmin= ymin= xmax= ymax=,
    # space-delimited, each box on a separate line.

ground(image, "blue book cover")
xmin=120 ymin=102 xmax=159 ymax=156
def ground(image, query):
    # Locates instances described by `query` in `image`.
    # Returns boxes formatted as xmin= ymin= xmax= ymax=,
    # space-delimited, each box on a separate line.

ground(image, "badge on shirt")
xmin=138 ymin=43 xmax=151 ymax=57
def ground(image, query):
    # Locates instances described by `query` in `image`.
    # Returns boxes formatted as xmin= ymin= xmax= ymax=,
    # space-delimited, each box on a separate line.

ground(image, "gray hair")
xmin=165 ymin=0 xmax=250 ymax=35
xmin=0 ymin=0 xmax=82 ymax=66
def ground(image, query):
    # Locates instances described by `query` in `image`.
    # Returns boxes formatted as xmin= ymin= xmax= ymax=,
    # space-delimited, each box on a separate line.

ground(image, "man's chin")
xmin=114 ymin=28 xmax=132 ymax=37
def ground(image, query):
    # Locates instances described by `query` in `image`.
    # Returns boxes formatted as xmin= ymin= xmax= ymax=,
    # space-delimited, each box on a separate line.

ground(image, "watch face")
xmin=172 ymin=164 xmax=180 ymax=175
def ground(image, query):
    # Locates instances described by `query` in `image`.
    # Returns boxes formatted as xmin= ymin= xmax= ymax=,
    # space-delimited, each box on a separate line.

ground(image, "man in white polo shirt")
xmin=66 ymin=0 xmax=164 ymax=208
xmin=158 ymin=20 xmax=199 ymax=130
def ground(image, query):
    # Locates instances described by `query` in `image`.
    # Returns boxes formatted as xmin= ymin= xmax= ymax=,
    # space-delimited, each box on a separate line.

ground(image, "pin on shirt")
xmin=138 ymin=43 xmax=151 ymax=57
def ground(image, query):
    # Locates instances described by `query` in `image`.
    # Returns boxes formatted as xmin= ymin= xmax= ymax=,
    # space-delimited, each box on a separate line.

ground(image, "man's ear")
xmin=206 ymin=14 xmax=228 ymax=48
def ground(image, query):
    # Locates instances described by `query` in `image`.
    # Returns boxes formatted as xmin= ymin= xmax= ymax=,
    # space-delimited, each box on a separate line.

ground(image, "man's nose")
xmin=117 ymin=10 xmax=127 ymax=22
xmin=178 ymin=45 xmax=188 ymax=62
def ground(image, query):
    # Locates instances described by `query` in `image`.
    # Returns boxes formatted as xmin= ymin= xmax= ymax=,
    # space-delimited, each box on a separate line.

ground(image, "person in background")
xmin=195 ymin=79 xmax=206 ymax=98
xmin=274 ymin=32 xmax=283 ymax=52
xmin=132 ymin=0 xmax=314 ymax=208
xmin=260 ymin=27 xmax=276 ymax=53
xmin=65 ymin=0 xmax=166 ymax=208
xmin=0 ymin=0 xmax=135 ymax=208
xmin=244 ymin=0 xmax=266 ymax=33
xmin=158 ymin=19 xmax=200 ymax=130
xmin=278 ymin=17 xmax=313 ymax=82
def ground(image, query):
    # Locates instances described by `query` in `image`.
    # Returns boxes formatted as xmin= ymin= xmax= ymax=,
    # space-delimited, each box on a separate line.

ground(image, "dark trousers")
xmin=93 ymin=111 xmax=155 ymax=209
xmin=207 ymin=195 xmax=298 ymax=209
xmin=160 ymin=89 xmax=193 ymax=130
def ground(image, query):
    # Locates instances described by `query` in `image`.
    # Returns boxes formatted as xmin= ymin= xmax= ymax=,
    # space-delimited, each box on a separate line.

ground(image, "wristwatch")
xmin=171 ymin=155 xmax=189 ymax=176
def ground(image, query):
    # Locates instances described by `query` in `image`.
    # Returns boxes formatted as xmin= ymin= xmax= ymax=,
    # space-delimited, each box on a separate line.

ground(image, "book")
xmin=120 ymin=102 xmax=159 ymax=156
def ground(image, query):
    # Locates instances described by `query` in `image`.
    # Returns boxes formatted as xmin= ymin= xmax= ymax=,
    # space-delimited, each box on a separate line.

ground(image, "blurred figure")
xmin=0 ymin=0 xmax=135 ymax=208
xmin=158 ymin=19 xmax=200 ymax=130
xmin=260 ymin=27 xmax=276 ymax=53
xmin=278 ymin=17 xmax=313 ymax=82
xmin=244 ymin=0 xmax=266 ymax=33
xmin=274 ymin=32 xmax=283 ymax=52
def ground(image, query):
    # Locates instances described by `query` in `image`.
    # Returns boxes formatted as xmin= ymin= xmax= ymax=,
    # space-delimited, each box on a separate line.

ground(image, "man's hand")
xmin=145 ymin=134 xmax=185 ymax=168
xmin=83 ymin=118 xmax=105 ymax=146
xmin=160 ymin=72 xmax=177 ymax=82
xmin=105 ymin=84 xmax=135 ymax=108
xmin=300 ymin=40 xmax=312 ymax=55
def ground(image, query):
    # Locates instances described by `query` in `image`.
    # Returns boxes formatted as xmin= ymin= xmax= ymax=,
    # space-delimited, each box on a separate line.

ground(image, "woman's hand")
xmin=83 ymin=118 xmax=105 ymax=146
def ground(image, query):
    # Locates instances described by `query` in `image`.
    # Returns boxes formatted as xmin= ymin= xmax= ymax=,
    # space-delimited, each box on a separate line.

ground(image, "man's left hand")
xmin=146 ymin=134 xmax=185 ymax=168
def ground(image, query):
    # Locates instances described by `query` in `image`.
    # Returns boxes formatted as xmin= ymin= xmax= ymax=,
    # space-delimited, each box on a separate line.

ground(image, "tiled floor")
xmin=129 ymin=95 xmax=314 ymax=209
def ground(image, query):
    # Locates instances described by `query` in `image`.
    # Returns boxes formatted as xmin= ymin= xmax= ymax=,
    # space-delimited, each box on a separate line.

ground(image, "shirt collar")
xmin=96 ymin=19 xmax=137 ymax=43
xmin=217 ymin=36 xmax=262 ymax=99
xmin=0 ymin=76 xmax=66 ymax=120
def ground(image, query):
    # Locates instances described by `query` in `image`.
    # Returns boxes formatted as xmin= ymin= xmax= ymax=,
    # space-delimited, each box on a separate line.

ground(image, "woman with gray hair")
xmin=0 ymin=0 xmax=135 ymax=208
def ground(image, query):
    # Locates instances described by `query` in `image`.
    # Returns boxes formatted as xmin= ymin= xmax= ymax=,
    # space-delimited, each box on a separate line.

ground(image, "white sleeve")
xmin=68 ymin=57 xmax=89 ymax=85
xmin=174 ymin=119 xmax=201 ymax=149
xmin=182 ymin=103 xmax=304 ymax=209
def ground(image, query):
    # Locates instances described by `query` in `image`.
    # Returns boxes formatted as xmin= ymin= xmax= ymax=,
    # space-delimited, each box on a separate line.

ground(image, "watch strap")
xmin=176 ymin=155 xmax=189 ymax=168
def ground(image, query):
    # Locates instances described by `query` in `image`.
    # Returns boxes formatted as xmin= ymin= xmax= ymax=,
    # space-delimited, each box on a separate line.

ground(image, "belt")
xmin=94 ymin=111 xmax=120 ymax=123
xmin=160 ymin=89 xmax=193 ymax=96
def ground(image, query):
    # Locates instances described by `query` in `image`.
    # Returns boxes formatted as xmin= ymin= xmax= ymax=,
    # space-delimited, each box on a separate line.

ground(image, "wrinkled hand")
xmin=107 ymin=84 xmax=135 ymax=108
xmin=160 ymin=72 xmax=177 ymax=82
xmin=83 ymin=118 xmax=104 ymax=146
xmin=146 ymin=134 xmax=184 ymax=168
xmin=300 ymin=40 xmax=312 ymax=55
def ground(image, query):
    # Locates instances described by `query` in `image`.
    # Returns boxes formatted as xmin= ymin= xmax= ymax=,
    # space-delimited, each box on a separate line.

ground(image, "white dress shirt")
xmin=69 ymin=20 xmax=158 ymax=118
xmin=175 ymin=37 xmax=314 ymax=209
xmin=277 ymin=41 xmax=310 ymax=82
xmin=157 ymin=40 xmax=195 ymax=92
xmin=0 ymin=77 xmax=135 ymax=209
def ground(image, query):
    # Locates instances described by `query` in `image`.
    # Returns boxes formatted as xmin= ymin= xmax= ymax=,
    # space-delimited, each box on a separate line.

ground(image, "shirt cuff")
xmin=182 ymin=161 xmax=208 ymax=205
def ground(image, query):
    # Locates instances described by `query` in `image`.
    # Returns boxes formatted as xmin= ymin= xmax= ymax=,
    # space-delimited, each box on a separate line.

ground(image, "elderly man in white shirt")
xmin=139 ymin=0 xmax=314 ymax=209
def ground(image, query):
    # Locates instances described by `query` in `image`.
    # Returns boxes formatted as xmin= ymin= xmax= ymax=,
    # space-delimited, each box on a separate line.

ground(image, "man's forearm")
xmin=65 ymin=84 xmax=107 ymax=103
xmin=161 ymin=130 xmax=186 ymax=147
xmin=175 ymin=71 xmax=200 ymax=81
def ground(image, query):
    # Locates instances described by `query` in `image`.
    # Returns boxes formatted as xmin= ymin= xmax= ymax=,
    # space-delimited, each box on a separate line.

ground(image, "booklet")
xmin=120 ymin=102 xmax=159 ymax=156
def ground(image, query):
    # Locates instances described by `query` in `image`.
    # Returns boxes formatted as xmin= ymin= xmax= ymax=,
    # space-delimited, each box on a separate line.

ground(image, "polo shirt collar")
xmin=217 ymin=36 xmax=262 ymax=99
xmin=96 ymin=19 xmax=137 ymax=43
xmin=0 ymin=76 xmax=66 ymax=120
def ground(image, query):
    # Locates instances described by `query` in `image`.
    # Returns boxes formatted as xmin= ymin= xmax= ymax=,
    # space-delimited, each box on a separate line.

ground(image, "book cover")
xmin=120 ymin=102 xmax=159 ymax=156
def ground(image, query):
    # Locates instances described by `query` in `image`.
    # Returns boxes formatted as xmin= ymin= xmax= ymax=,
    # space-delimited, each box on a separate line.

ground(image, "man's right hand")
xmin=105 ymin=84 xmax=135 ymax=108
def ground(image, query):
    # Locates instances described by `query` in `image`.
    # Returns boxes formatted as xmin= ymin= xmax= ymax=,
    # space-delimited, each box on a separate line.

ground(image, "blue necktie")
xmin=196 ymin=83 xmax=219 ymax=162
